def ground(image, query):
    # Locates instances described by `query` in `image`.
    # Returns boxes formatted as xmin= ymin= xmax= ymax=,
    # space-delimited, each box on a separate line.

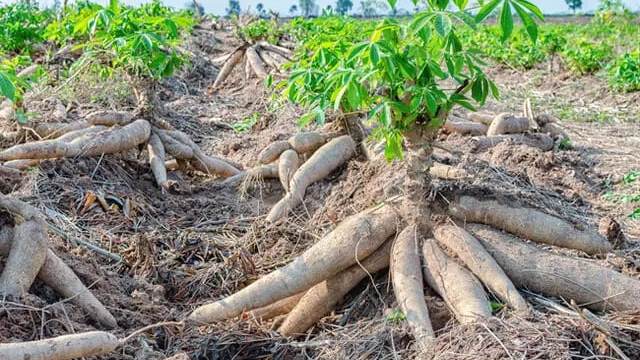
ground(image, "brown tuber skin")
xmin=222 ymin=163 xmax=279 ymax=187
xmin=278 ymin=239 xmax=394 ymax=336
xmin=486 ymin=113 xmax=530 ymax=136
xmin=0 ymin=119 xmax=151 ymax=161
xmin=34 ymin=121 xmax=90 ymax=139
xmin=469 ymin=133 xmax=554 ymax=152
xmin=278 ymin=149 xmax=299 ymax=192
xmin=468 ymin=112 xmax=495 ymax=125
xmin=86 ymin=111 xmax=133 ymax=126
xmin=469 ymin=224 xmax=640 ymax=312
xmin=450 ymin=196 xmax=612 ymax=255
xmin=390 ymin=226 xmax=435 ymax=351
xmin=0 ymin=331 xmax=119 ymax=360
xmin=147 ymin=133 xmax=170 ymax=190
xmin=0 ymin=196 xmax=117 ymax=328
xmin=433 ymin=224 xmax=529 ymax=315
xmin=429 ymin=163 xmax=467 ymax=180
xmin=267 ymin=135 xmax=356 ymax=222
xmin=422 ymin=239 xmax=491 ymax=324
xmin=288 ymin=132 xmax=326 ymax=154
xmin=247 ymin=292 xmax=304 ymax=321
xmin=258 ymin=140 xmax=291 ymax=164
xmin=38 ymin=250 xmax=118 ymax=329
xmin=211 ymin=47 xmax=245 ymax=91
xmin=443 ymin=117 xmax=488 ymax=136
xmin=187 ymin=205 xmax=399 ymax=324
xmin=245 ymin=46 xmax=268 ymax=79
xmin=0 ymin=195 xmax=49 ymax=299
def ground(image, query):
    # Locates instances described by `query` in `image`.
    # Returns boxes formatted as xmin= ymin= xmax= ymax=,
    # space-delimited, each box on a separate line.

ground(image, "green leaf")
xmin=386 ymin=0 xmax=398 ymax=8
xmin=15 ymin=109 xmax=28 ymax=124
xmin=434 ymin=13 xmax=452 ymax=38
xmin=453 ymin=0 xmax=469 ymax=10
xmin=346 ymin=81 xmax=361 ymax=110
xmin=380 ymin=102 xmax=392 ymax=127
xmin=0 ymin=73 xmax=16 ymax=102
xmin=409 ymin=12 xmax=433 ymax=34
xmin=488 ymin=79 xmax=500 ymax=99
xmin=348 ymin=42 xmax=369 ymax=61
xmin=513 ymin=0 xmax=544 ymax=20
xmin=384 ymin=131 xmax=404 ymax=161
xmin=451 ymin=94 xmax=476 ymax=111
xmin=475 ymin=0 xmax=501 ymax=22
xmin=425 ymin=92 xmax=437 ymax=115
xmin=471 ymin=77 xmax=488 ymax=103
xmin=333 ymin=84 xmax=349 ymax=110
xmin=369 ymin=43 xmax=381 ymax=65
xmin=397 ymin=57 xmax=416 ymax=79
xmin=163 ymin=19 xmax=178 ymax=38
xmin=499 ymin=1 xmax=514 ymax=41
xmin=512 ymin=1 xmax=538 ymax=42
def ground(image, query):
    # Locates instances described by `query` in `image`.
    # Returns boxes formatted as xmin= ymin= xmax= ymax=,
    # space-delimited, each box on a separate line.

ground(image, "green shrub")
xmin=608 ymin=50 xmax=640 ymax=92
xmin=0 ymin=2 xmax=53 ymax=53
xmin=561 ymin=40 xmax=612 ymax=75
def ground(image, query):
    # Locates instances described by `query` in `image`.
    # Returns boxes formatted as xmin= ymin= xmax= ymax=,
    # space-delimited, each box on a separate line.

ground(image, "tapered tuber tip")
xmin=186 ymin=303 xmax=224 ymax=325
xmin=98 ymin=313 xmax=119 ymax=330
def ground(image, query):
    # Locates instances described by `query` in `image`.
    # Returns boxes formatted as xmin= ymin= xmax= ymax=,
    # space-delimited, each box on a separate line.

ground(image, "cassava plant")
xmin=1 ymin=1 xmax=243 ymax=191
xmin=186 ymin=0 xmax=639 ymax=354
xmin=210 ymin=17 xmax=294 ymax=91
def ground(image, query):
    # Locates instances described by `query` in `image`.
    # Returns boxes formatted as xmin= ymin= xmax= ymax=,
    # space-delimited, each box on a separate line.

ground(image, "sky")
xmin=2 ymin=0 xmax=640 ymax=15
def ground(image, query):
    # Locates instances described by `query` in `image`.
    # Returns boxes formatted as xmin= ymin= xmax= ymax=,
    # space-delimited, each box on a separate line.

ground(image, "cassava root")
xmin=433 ymin=224 xmax=529 ymax=314
xmin=0 ymin=331 xmax=119 ymax=360
xmin=278 ymin=238 xmax=394 ymax=336
xmin=187 ymin=205 xmax=399 ymax=324
xmin=266 ymin=135 xmax=356 ymax=222
xmin=0 ymin=195 xmax=117 ymax=329
xmin=450 ymin=196 xmax=612 ymax=255
xmin=390 ymin=226 xmax=435 ymax=351
xmin=469 ymin=224 xmax=640 ymax=312
xmin=422 ymin=239 xmax=492 ymax=324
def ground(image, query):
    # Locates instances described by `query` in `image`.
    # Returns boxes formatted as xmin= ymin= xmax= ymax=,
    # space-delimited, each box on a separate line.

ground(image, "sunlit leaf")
xmin=0 ymin=72 xmax=16 ymax=101
xmin=434 ymin=13 xmax=452 ymax=37
xmin=475 ymin=0 xmax=501 ymax=22
xmin=512 ymin=1 xmax=538 ymax=42
xmin=499 ymin=1 xmax=514 ymax=41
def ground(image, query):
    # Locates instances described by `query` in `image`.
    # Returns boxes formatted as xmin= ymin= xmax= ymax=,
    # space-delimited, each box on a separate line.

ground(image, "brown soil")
xmin=0 ymin=27 xmax=639 ymax=359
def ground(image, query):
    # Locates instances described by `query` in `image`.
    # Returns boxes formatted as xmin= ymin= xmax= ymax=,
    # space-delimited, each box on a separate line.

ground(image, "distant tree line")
xmin=224 ymin=0 xmax=410 ymax=18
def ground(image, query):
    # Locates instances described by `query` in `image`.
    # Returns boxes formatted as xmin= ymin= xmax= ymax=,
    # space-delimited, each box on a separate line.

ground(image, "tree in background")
xmin=359 ymin=0 xmax=388 ymax=17
xmin=226 ymin=0 xmax=240 ymax=16
xmin=186 ymin=0 xmax=204 ymax=17
xmin=256 ymin=2 xmax=267 ymax=17
xmin=335 ymin=0 xmax=353 ymax=15
xmin=289 ymin=4 xmax=298 ymax=16
xmin=299 ymin=0 xmax=317 ymax=17
xmin=565 ymin=0 xmax=582 ymax=13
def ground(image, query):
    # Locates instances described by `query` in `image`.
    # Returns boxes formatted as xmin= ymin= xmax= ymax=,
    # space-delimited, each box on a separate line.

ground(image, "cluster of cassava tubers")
xmin=186 ymin=194 xmax=638 ymax=354
xmin=444 ymin=99 xmax=569 ymax=152
xmin=0 ymin=195 xmax=117 ymax=330
xmin=209 ymin=40 xmax=293 ymax=92
xmin=2 ymin=123 xmax=636 ymax=358
xmin=224 ymin=131 xmax=357 ymax=223
xmin=0 ymin=110 xmax=242 ymax=191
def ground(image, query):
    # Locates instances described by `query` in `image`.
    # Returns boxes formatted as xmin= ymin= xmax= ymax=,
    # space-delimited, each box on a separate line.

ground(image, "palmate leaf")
xmin=512 ymin=1 xmax=538 ymax=42
xmin=0 ymin=72 xmax=16 ymax=102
